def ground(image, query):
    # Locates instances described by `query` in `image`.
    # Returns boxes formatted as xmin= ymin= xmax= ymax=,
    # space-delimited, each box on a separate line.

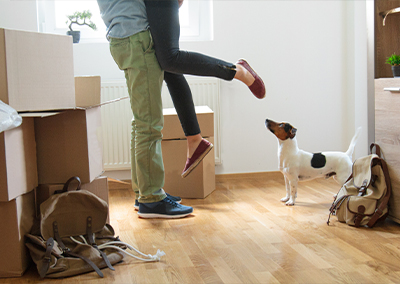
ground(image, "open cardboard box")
xmin=161 ymin=106 xmax=215 ymax=198
xmin=0 ymin=117 xmax=38 ymax=202
xmin=18 ymin=76 xmax=115 ymax=184
xmin=29 ymin=106 xmax=104 ymax=184
xmin=0 ymin=190 xmax=35 ymax=277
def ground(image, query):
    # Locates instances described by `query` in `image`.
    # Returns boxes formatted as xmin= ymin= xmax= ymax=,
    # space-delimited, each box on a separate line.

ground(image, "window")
xmin=37 ymin=0 xmax=213 ymax=43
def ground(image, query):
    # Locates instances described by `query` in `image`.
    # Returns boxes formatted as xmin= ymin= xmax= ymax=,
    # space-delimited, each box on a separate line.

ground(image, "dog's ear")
xmin=289 ymin=127 xmax=297 ymax=139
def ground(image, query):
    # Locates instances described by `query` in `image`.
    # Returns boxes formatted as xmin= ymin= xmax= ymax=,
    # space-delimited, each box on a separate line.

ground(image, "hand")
xmin=178 ymin=0 xmax=184 ymax=8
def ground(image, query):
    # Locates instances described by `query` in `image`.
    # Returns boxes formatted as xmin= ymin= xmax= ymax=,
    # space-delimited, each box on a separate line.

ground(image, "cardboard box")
xmin=35 ymin=176 xmax=110 ymax=223
xmin=0 ymin=190 xmax=35 ymax=277
xmin=75 ymin=76 xmax=101 ymax=108
xmin=0 ymin=117 xmax=38 ymax=202
xmin=160 ymin=106 xmax=215 ymax=198
xmin=162 ymin=106 xmax=214 ymax=140
xmin=162 ymin=137 xmax=215 ymax=199
xmin=34 ymin=107 xmax=103 ymax=184
xmin=0 ymin=28 xmax=75 ymax=112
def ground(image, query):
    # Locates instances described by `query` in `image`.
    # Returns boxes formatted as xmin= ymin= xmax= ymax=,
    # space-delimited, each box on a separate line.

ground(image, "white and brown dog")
xmin=265 ymin=119 xmax=361 ymax=206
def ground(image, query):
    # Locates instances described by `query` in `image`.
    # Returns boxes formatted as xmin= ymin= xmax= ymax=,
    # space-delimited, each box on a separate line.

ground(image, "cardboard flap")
xmin=353 ymin=154 xmax=379 ymax=189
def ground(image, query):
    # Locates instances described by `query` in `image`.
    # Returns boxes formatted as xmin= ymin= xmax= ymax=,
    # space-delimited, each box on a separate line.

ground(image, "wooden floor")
xmin=3 ymin=172 xmax=400 ymax=283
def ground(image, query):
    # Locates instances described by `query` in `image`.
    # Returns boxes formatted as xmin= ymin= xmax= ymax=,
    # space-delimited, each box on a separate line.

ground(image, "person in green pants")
xmin=97 ymin=0 xmax=193 ymax=218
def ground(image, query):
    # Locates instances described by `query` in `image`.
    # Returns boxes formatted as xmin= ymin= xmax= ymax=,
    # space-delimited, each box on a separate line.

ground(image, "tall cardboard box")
xmin=0 ymin=190 xmax=35 ymax=277
xmin=161 ymin=106 xmax=215 ymax=198
xmin=0 ymin=117 xmax=38 ymax=202
xmin=36 ymin=176 xmax=110 ymax=223
xmin=35 ymin=107 xmax=103 ymax=184
xmin=0 ymin=28 xmax=75 ymax=112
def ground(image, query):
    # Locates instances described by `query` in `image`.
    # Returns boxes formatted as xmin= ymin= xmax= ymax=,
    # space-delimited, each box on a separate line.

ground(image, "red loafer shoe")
xmin=236 ymin=59 xmax=266 ymax=99
xmin=181 ymin=139 xmax=213 ymax=178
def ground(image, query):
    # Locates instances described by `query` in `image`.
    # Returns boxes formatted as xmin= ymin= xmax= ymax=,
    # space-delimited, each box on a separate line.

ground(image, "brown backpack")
xmin=328 ymin=144 xmax=392 ymax=228
xmin=25 ymin=177 xmax=165 ymax=278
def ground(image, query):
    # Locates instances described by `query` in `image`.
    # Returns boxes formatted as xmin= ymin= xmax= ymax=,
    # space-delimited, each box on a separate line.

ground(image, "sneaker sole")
xmin=181 ymin=144 xmax=213 ymax=178
xmin=137 ymin=212 xmax=192 ymax=219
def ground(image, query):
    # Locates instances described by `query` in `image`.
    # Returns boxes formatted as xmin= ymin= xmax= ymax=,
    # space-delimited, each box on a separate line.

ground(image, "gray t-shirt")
xmin=97 ymin=0 xmax=149 ymax=40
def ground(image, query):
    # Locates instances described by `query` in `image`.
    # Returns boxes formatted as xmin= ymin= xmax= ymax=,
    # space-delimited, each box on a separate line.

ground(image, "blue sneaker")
xmin=134 ymin=193 xmax=181 ymax=211
xmin=138 ymin=197 xmax=193 ymax=219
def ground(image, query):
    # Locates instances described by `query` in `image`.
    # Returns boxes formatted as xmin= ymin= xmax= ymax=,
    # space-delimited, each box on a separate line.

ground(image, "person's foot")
xmin=236 ymin=59 xmax=266 ymax=99
xmin=137 ymin=197 xmax=193 ymax=219
xmin=134 ymin=193 xmax=181 ymax=211
xmin=182 ymin=139 xmax=213 ymax=178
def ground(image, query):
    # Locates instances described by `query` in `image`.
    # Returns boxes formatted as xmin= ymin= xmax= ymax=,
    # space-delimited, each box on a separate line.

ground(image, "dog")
xmin=265 ymin=119 xmax=361 ymax=206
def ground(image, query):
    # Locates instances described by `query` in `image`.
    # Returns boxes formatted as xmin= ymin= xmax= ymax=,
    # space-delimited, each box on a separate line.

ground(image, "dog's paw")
xmin=285 ymin=200 xmax=295 ymax=206
xmin=280 ymin=196 xmax=290 ymax=202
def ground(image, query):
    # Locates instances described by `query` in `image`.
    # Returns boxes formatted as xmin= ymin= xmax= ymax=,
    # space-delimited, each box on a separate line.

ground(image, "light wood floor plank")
xmin=2 ymin=172 xmax=400 ymax=283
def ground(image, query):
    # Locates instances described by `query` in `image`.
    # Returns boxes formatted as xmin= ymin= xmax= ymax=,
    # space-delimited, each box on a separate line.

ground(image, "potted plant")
xmin=385 ymin=53 xmax=400 ymax=77
xmin=66 ymin=10 xmax=97 ymax=43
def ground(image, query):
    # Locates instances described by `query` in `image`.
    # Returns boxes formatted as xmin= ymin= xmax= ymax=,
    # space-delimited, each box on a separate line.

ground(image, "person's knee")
xmin=156 ymin=50 xmax=181 ymax=73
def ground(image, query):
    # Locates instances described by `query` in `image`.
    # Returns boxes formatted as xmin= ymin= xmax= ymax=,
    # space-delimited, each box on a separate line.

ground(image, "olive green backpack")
xmin=25 ymin=177 xmax=165 ymax=278
xmin=328 ymin=144 xmax=392 ymax=228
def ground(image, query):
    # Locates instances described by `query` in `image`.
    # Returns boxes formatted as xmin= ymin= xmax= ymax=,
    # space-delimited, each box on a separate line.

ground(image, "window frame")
xmin=36 ymin=0 xmax=213 ymax=43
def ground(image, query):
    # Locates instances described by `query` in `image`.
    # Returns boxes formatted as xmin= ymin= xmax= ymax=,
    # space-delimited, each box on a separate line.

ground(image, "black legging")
xmin=145 ymin=0 xmax=237 ymax=136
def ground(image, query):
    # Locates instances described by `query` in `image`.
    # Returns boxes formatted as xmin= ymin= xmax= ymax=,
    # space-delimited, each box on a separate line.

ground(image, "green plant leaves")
xmin=385 ymin=53 xmax=400 ymax=66
xmin=66 ymin=10 xmax=97 ymax=31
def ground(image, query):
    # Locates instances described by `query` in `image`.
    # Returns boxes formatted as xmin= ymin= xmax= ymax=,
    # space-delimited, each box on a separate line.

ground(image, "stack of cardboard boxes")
xmin=0 ymin=28 xmax=108 ymax=277
xmin=0 ymin=27 xmax=217 ymax=278
xmin=162 ymin=106 xmax=215 ymax=199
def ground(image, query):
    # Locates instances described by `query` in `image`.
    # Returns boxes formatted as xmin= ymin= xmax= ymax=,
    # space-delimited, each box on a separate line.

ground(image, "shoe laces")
xmin=164 ymin=197 xmax=180 ymax=207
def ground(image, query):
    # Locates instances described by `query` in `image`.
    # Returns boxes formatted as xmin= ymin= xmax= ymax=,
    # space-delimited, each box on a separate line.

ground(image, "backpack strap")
xmin=370 ymin=143 xmax=382 ymax=157
xmin=86 ymin=217 xmax=115 ymax=271
xmin=54 ymin=176 xmax=81 ymax=195
xmin=53 ymin=221 xmax=104 ymax=278
xmin=366 ymin=158 xmax=392 ymax=228
xmin=327 ymin=195 xmax=349 ymax=225
xmin=38 ymin=238 xmax=55 ymax=278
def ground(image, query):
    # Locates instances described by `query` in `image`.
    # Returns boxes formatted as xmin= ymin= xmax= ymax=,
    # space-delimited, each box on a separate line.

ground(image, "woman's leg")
xmin=145 ymin=0 xmax=237 ymax=80
xmin=163 ymin=72 xmax=204 ymax=158
xmin=164 ymin=72 xmax=199 ymax=136
xmin=144 ymin=0 xmax=264 ymax=176
xmin=145 ymin=0 xmax=261 ymax=88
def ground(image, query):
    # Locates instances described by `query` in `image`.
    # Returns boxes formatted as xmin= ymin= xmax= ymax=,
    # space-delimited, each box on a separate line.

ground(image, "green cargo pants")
xmin=110 ymin=30 xmax=166 ymax=203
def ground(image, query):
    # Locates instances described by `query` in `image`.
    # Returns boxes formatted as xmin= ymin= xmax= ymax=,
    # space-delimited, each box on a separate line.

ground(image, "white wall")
xmin=0 ymin=0 xmax=371 ymax=176
xmin=0 ymin=0 xmax=38 ymax=31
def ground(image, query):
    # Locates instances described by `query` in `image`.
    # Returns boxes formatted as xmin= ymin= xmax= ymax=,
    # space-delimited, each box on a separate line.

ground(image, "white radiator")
xmin=101 ymin=77 xmax=221 ymax=171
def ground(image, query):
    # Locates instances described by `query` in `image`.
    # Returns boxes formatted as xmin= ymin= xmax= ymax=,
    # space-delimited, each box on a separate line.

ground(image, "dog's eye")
xmin=279 ymin=124 xmax=283 ymax=127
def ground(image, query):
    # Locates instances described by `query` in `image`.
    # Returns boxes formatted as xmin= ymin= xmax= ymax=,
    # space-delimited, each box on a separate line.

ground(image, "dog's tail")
xmin=345 ymin=127 xmax=362 ymax=158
